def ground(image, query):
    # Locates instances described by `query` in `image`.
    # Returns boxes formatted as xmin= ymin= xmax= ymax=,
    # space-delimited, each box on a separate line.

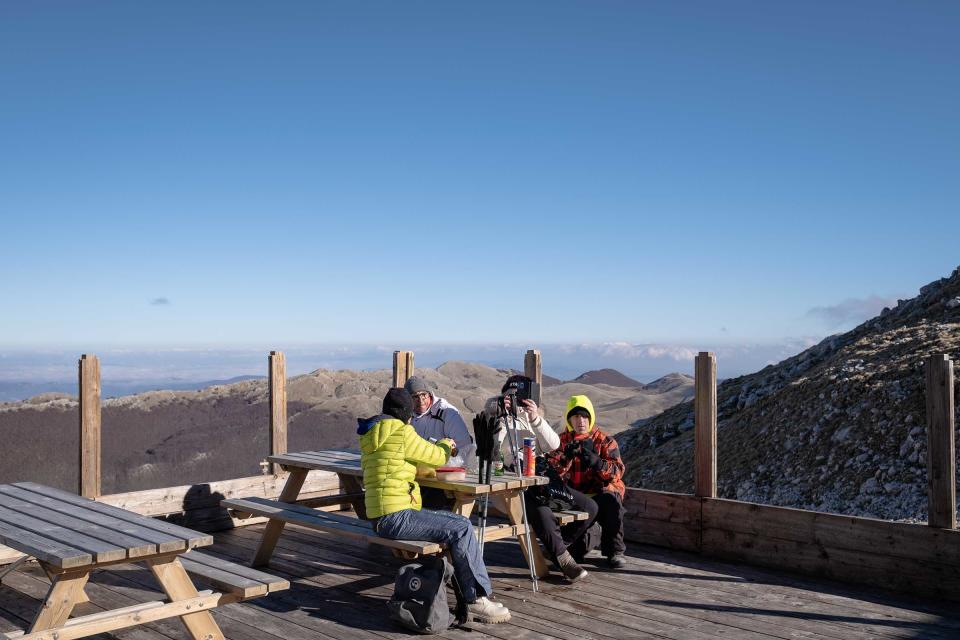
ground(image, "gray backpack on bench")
xmin=387 ymin=556 xmax=467 ymax=634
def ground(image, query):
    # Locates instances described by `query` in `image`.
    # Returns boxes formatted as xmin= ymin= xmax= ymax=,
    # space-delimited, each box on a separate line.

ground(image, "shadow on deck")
xmin=2 ymin=519 xmax=959 ymax=640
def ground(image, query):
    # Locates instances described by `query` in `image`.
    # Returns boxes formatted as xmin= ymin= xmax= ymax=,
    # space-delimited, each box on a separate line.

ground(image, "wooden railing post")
xmin=392 ymin=350 xmax=414 ymax=388
xmin=925 ymin=354 xmax=956 ymax=529
xmin=694 ymin=352 xmax=717 ymax=498
xmin=268 ymin=351 xmax=288 ymax=475
xmin=79 ymin=354 xmax=101 ymax=498
xmin=524 ymin=349 xmax=542 ymax=406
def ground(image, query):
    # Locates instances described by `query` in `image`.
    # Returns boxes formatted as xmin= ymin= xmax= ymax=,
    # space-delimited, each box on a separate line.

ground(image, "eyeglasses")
xmin=412 ymin=392 xmax=431 ymax=401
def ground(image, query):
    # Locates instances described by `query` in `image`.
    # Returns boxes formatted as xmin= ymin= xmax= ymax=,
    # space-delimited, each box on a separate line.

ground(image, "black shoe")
xmin=607 ymin=553 xmax=626 ymax=569
xmin=556 ymin=551 xmax=588 ymax=582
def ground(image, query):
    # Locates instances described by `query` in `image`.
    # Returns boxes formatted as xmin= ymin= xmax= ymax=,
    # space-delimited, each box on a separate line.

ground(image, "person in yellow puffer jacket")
xmin=358 ymin=388 xmax=511 ymax=624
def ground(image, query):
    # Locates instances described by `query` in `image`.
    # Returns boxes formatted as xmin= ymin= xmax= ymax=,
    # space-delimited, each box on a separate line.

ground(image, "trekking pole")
xmin=504 ymin=399 xmax=539 ymax=593
xmin=475 ymin=416 xmax=491 ymax=555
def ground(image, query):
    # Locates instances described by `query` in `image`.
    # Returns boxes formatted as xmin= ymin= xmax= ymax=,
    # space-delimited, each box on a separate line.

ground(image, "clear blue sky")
xmin=2 ymin=1 xmax=958 ymax=348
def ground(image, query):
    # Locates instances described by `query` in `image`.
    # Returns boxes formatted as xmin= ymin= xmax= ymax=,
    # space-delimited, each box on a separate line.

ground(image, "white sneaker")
xmin=467 ymin=596 xmax=511 ymax=624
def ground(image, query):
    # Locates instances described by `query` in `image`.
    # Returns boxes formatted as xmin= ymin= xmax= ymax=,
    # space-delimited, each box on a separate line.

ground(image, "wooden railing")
xmin=3 ymin=347 xmax=957 ymax=601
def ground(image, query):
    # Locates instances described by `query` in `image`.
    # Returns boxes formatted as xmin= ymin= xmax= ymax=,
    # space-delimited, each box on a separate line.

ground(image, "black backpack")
xmin=387 ymin=556 xmax=468 ymax=634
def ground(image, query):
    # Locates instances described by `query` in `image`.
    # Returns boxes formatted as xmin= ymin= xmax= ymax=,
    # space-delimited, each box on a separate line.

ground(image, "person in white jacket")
xmin=404 ymin=376 xmax=477 ymax=468
xmin=482 ymin=375 xmax=560 ymax=469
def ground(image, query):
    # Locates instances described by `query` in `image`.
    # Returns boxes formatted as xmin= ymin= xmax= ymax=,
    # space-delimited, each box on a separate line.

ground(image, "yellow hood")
xmin=565 ymin=395 xmax=596 ymax=432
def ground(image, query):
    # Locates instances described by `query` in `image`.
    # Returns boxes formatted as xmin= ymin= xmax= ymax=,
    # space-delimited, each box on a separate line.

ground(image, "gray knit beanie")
xmin=404 ymin=376 xmax=431 ymax=397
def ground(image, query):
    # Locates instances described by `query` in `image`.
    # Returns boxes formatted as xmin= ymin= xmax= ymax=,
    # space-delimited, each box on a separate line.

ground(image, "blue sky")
xmin=1 ymin=1 xmax=958 ymax=354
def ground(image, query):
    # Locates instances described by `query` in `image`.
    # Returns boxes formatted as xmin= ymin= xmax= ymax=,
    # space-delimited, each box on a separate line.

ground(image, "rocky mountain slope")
xmin=0 ymin=362 xmax=691 ymax=494
xmin=619 ymin=266 xmax=960 ymax=522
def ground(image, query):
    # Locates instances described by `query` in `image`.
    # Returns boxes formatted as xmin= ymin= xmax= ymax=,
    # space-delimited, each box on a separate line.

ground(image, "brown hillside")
xmin=0 ymin=362 xmax=690 ymax=494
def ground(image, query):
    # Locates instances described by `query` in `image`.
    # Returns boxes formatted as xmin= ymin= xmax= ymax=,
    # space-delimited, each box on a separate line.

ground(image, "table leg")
xmin=41 ymin=563 xmax=89 ymax=605
xmin=340 ymin=474 xmax=367 ymax=520
xmin=149 ymin=556 xmax=225 ymax=640
xmin=492 ymin=491 xmax=550 ymax=578
xmin=28 ymin=568 xmax=89 ymax=632
xmin=252 ymin=468 xmax=307 ymax=567
xmin=451 ymin=495 xmax=476 ymax=518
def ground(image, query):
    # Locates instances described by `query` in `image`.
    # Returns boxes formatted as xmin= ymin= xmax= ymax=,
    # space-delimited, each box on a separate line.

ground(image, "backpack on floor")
xmin=387 ymin=555 xmax=467 ymax=634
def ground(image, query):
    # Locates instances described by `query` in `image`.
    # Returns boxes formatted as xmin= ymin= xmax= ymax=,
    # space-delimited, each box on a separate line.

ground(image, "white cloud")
xmin=806 ymin=295 xmax=897 ymax=328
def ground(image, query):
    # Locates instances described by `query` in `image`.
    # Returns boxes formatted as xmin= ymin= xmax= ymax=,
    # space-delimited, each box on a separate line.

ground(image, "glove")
xmin=578 ymin=439 xmax=602 ymax=470
xmin=563 ymin=440 xmax=582 ymax=460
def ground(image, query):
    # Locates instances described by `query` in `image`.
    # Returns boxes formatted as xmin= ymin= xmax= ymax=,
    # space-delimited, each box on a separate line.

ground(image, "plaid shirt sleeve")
xmin=595 ymin=435 xmax=624 ymax=480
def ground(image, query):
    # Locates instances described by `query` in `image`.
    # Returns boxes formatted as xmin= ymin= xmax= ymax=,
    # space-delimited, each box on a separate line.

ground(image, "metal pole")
xmin=504 ymin=398 xmax=539 ymax=593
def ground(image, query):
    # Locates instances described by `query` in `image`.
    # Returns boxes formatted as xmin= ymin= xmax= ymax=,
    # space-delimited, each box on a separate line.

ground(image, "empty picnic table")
xmin=230 ymin=449 xmax=553 ymax=577
xmin=0 ymin=482 xmax=287 ymax=640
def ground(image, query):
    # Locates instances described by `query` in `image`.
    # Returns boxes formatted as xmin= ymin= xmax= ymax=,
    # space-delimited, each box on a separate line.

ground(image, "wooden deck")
xmin=2 ymin=518 xmax=959 ymax=640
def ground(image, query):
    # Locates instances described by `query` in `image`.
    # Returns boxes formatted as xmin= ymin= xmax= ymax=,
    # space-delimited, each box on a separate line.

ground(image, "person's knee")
xmin=449 ymin=514 xmax=473 ymax=539
xmin=594 ymin=491 xmax=622 ymax=512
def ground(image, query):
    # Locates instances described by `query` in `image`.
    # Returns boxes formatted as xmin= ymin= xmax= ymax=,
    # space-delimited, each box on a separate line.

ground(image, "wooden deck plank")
xmin=265 ymin=516 xmax=960 ymax=640
xmin=632 ymin=543 xmax=960 ymax=632
xmin=244 ymin=525 xmax=771 ymax=640
xmin=3 ymin=519 xmax=959 ymax=640
xmin=0 ymin=565 xmax=181 ymax=640
xmin=206 ymin=532 xmax=582 ymax=640
xmin=222 ymin=524 xmax=767 ymax=640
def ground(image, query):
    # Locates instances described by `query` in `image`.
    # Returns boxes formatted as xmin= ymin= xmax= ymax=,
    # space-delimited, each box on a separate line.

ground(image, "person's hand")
xmin=563 ymin=440 xmax=582 ymax=460
xmin=520 ymin=399 xmax=539 ymax=422
xmin=579 ymin=438 xmax=602 ymax=469
xmin=436 ymin=438 xmax=457 ymax=460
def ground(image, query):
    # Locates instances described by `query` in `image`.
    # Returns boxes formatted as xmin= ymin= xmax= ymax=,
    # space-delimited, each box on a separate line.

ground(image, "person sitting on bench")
xmin=357 ymin=388 xmax=511 ymax=624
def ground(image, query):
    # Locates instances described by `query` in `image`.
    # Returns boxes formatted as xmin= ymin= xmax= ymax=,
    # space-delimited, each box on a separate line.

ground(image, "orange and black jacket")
xmin=545 ymin=395 xmax=626 ymax=499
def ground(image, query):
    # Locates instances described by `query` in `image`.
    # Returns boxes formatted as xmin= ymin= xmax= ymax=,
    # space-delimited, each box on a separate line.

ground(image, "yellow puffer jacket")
xmin=357 ymin=414 xmax=451 ymax=519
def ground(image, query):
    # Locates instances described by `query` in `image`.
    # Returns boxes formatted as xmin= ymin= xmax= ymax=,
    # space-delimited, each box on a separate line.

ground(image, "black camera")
xmin=501 ymin=375 xmax=540 ymax=406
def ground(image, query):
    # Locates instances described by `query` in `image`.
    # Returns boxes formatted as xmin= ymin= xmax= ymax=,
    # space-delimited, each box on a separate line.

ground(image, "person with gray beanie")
xmin=404 ymin=376 xmax=476 ymax=468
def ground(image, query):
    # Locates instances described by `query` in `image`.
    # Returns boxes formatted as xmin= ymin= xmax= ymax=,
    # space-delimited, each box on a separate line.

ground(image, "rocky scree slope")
xmin=619 ymin=266 xmax=960 ymax=522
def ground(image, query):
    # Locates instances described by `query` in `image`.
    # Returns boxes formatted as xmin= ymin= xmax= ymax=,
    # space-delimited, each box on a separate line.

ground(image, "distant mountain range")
xmin=0 ymin=363 xmax=693 ymax=495
xmin=0 ymin=375 xmax=265 ymax=403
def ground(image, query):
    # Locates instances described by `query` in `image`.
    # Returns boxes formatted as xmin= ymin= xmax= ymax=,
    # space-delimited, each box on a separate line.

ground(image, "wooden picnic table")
xmin=251 ymin=449 xmax=552 ymax=577
xmin=0 ymin=482 xmax=232 ymax=640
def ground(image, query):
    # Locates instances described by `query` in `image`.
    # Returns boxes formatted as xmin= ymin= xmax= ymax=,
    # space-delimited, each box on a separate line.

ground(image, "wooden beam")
xmin=94 ymin=472 xmax=343 ymax=518
xmin=392 ymin=350 xmax=414 ymax=388
xmin=78 ymin=354 xmax=101 ymax=499
xmin=524 ymin=349 xmax=542 ymax=406
xmin=926 ymin=354 xmax=956 ymax=529
xmin=268 ymin=351 xmax=287 ymax=474
xmin=694 ymin=352 xmax=717 ymax=498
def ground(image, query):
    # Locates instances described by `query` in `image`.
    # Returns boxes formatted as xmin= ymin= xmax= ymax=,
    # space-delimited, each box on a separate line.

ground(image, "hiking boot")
xmin=556 ymin=550 xmax=588 ymax=583
xmin=467 ymin=596 xmax=511 ymax=624
xmin=607 ymin=553 xmax=626 ymax=569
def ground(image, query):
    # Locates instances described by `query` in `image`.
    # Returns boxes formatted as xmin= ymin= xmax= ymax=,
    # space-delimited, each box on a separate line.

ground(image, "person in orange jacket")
xmin=545 ymin=394 xmax=627 ymax=569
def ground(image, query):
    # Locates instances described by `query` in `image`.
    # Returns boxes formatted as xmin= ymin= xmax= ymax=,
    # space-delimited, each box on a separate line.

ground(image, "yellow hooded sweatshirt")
xmin=357 ymin=414 xmax=450 ymax=519
xmin=564 ymin=395 xmax=596 ymax=433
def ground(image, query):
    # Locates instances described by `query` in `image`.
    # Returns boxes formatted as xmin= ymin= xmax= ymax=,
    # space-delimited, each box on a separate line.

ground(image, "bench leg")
xmin=28 ymin=568 xmax=89 ymax=632
xmin=149 ymin=557 xmax=225 ymax=640
xmin=252 ymin=469 xmax=308 ymax=567
xmin=492 ymin=492 xmax=550 ymax=579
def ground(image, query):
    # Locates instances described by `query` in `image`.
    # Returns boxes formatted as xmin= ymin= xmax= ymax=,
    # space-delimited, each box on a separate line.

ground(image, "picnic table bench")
xmin=0 ymin=482 xmax=287 ymax=640
xmin=224 ymin=449 xmax=570 ymax=577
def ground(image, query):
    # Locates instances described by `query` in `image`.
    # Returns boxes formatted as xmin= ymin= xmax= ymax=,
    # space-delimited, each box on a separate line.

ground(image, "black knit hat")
xmin=382 ymin=388 xmax=414 ymax=423
xmin=567 ymin=407 xmax=591 ymax=421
